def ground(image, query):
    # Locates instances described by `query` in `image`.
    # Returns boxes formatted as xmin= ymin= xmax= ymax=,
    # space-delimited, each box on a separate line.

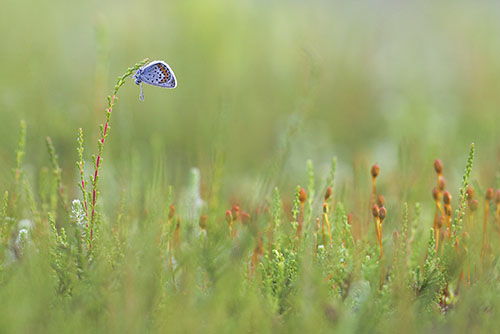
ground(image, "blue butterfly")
xmin=133 ymin=60 xmax=177 ymax=101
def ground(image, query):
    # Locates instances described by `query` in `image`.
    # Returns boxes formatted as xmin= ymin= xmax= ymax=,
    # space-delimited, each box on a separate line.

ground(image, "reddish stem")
xmin=89 ymin=95 xmax=115 ymax=246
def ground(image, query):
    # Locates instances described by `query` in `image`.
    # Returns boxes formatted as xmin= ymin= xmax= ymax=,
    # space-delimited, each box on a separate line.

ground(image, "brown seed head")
xmin=376 ymin=194 xmax=385 ymax=208
xmin=470 ymin=199 xmax=479 ymax=212
xmin=438 ymin=176 xmax=446 ymax=191
xmin=324 ymin=186 xmax=333 ymax=201
xmin=434 ymin=159 xmax=443 ymax=175
xmin=443 ymin=191 xmax=452 ymax=205
xmin=432 ymin=187 xmax=439 ymax=201
xmin=199 ymin=215 xmax=207 ymax=229
xmin=378 ymin=206 xmax=387 ymax=221
xmin=371 ymin=164 xmax=380 ymax=178
xmin=466 ymin=186 xmax=475 ymax=201
xmin=299 ymin=188 xmax=307 ymax=204
xmin=436 ymin=215 xmax=444 ymax=229
xmin=347 ymin=213 xmax=353 ymax=225
xmin=372 ymin=204 xmax=380 ymax=218
xmin=225 ymin=210 xmax=233 ymax=224
xmin=168 ymin=204 xmax=175 ymax=219
xmin=486 ymin=188 xmax=494 ymax=201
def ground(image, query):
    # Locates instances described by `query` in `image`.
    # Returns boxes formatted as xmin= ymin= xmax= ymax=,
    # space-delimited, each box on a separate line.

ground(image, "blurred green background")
xmin=1 ymin=0 xmax=500 ymax=206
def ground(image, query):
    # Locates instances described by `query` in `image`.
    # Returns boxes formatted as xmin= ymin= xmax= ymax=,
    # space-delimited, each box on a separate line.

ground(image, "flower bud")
xmin=168 ymin=204 xmax=175 ymax=219
xmin=486 ymin=188 xmax=494 ymax=201
xmin=378 ymin=206 xmax=387 ymax=221
xmin=470 ymin=199 xmax=479 ymax=212
xmin=299 ymin=188 xmax=307 ymax=204
xmin=443 ymin=191 xmax=452 ymax=205
xmin=376 ymin=194 xmax=385 ymax=208
xmin=438 ymin=177 xmax=446 ymax=191
xmin=225 ymin=210 xmax=233 ymax=224
xmin=372 ymin=205 xmax=380 ymax=218
xmin=324 ymin=186 xmax=333 ymax=201
xmin=371 ymin=164 xmax=380 ymax=178
xmin=434 ymin=159 xmax=443 ymax=174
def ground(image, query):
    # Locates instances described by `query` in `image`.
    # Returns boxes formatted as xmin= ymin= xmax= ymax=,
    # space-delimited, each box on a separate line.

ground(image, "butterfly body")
xmin=133 ymin=60 xmax=177 ymax=101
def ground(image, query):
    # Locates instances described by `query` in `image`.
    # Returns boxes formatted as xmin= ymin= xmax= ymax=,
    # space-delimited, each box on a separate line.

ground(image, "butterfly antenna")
xmin=139 ymin=82 xmax=144 ymax=101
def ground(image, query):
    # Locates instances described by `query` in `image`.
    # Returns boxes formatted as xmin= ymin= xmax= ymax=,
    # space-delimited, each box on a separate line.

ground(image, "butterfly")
xmin=133 ymin=60 xmax=177 ymax=101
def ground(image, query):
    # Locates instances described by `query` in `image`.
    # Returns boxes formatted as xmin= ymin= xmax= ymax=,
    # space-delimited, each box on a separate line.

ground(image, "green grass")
xmin=2 ymin=1 xmax=500 ymax=333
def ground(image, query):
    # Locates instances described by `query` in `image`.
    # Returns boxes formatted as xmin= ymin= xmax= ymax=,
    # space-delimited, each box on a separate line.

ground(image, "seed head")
xmin=438 ymin=177 xmax=446 ymax=191
xmin=372 ymin=204 xmax=380 ymax=218
xmin=378 ymin=206 xmax=387 ymax=221
xmin=322 ymin=203 xmax=328 ymax=214
xmin=486 ymin=188 xmax=494 ymax=201
xmin=324 ymin=186 xmax=333 ymax=201
xmin=371 ymin=164 xmax=380 ymax=178
xmin=432 ymin=187 xmax=439 ymax=201
xmin=443 ymin=191 xmax=452 ymax=205
xmin=436 ymin=215 xmax=444 ymax=229
xmin=299 ymin=188 xmax=307 ymax=204
xmin=434 ymin=159 xmax=443 ymax=175
xmin=466 ymin=186 xmax=475 ymax=201
xmin=470 ymin=199 xmax=479 ymax=212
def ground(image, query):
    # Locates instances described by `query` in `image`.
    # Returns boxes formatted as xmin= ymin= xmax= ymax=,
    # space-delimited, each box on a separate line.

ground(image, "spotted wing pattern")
xmin=141 ymin=61 xmax=177 ymax=88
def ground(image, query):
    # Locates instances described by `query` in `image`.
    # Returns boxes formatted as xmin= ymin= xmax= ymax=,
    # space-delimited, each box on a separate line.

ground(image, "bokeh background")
xmin=1 ymin=0 xmax=500 ymax=210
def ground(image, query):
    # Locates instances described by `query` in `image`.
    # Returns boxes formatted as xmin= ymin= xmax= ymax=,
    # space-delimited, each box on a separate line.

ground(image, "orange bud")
xmin=470 ymin=199 xmax=479 ymax=212
xmin=372 ymin=205 xmax=380 ymax=218
xmin=438 ymin=177 xmax=446 ymax=191
xmin=322 ymin=203 xmax=328 ymax=214
xmin=436 ymin=215 xmax=444 ymax=229
xmin=432 ymin=187 xmax=439 ymax=201
xmin=466 ymin=186 xmax=475 ymax=201
xmin=324 ymin=186 xmax=333 ymax=201
xmin=299 ymin=188 xmax=307 ymax=204
xmin=434 ymin=159 xmax=443 ymax=174
xmin=231 ymin=204 xmax=240 ymax=219
xmin=486 ymin=188 xmax=494 ymax=201
xmin=378 ymin=206 xmax=387 ymax=221
xmin=241 ymin=211 xmax=251 ymax=223
xmin=371 ymin=164 xmax=380 ymax=178
xmin=443 ymin=191 xmax=452 ymax=205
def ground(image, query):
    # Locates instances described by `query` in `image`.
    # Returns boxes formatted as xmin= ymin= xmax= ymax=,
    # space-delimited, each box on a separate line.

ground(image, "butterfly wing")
xmin=141 ymin=61 xmax=177 ymax=88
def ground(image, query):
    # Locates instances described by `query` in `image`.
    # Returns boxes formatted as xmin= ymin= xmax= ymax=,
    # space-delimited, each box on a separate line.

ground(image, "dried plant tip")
xmin=376 ymin=194 xmax=385 ymax=208
xmin=299 ymin=188 xmax=307 ymax=204
xmin=372 ymin=204 xmax=380 ymax=218
xmin=168 ymin=204 xmax=175 ymax=219
xmin=432 ymin=187 xmax=439 ymax=201
xmin=225 ymin=210 xmax=233 ymax=224
xmin=199 ymin=215 xmax=207 ymax=229
xmin=434 ymin=159 xmax=443 ymax=175
xmin=438 ymin=176 xmax=446 ymax=191
xmin=378 ymin=206 xmax=387 ymax=221
xmin=443 ymin=191 xmax=452 ymax=205
xmin=470 ymin=199 xmax=479 ymax=212
xmin=324 ymin=186 xmax=333 ymax=201
xmin=371 ymin=164 xmax=380 ymax=178
xmin=466 ymin=186 xmax=475 ymax=201
xmin=496 ymin=189 xmax=500 ymax=204
xmin=486 ymin=188 xmax=494 ymax=201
